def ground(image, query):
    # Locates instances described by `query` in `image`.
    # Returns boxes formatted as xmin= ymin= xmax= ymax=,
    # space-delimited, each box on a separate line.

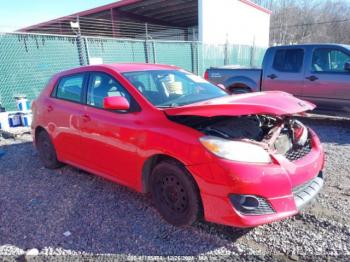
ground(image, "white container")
xmin=21 ymin=112 xmax=33 ymax=127
xmin=0 ymin=112 xmax=10 ymax=129
xmin=15 ymin=96 xmax=30 ymax=111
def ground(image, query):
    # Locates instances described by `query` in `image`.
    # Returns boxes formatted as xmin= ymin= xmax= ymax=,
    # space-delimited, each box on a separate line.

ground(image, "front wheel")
xmin=150 ymin=161 xmax=201 ymax=226
xmin=36 ymin=130 xmax=63 ymax=169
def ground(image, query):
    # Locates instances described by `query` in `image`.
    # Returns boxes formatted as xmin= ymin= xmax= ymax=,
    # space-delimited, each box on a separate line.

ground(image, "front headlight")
xmin=199 ymin=136 xmax=271 ymax=163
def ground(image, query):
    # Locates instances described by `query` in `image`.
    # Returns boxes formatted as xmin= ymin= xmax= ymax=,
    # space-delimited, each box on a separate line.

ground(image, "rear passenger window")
xmin=273 ymin=49 xmax=304 ymax=72
xmin=56 ymin=74 xmax=85 ymax=103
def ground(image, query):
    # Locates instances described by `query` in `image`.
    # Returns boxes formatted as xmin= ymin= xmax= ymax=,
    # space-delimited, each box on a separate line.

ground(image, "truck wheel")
xmin=150 ymin=160 xmax=201 ymax=226
xmin=36 ymin=130 xmax=63 ymax=169
xmin=231 ymin=87 xmax=251 ymax=94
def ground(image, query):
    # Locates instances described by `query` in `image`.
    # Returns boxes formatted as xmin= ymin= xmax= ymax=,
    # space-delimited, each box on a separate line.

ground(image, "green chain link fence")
xmin=0 ymin=32 xmax=266 ymax=111
xmin=0 ymin=33 xmax=80 ymax=111
xmin=86 ymin=37 xmax=148 ymax=64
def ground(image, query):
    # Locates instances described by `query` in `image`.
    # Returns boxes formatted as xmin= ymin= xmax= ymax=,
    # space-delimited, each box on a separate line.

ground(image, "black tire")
xmin=150 ymin=160 xmax=201 ymax=226
xmin=231 ymin=87 xmax=251 ymax=94
xmin=36 ymin=130 xmax=63 ymax=169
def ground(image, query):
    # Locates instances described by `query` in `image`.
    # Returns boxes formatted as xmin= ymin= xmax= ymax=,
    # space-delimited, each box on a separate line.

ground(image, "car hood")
xmin=163 ymin=91 xmax=315 ymax=117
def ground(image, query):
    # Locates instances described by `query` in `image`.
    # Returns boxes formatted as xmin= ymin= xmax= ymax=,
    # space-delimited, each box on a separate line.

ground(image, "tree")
xmin=252 ymin=0 xmax=350 ymax=45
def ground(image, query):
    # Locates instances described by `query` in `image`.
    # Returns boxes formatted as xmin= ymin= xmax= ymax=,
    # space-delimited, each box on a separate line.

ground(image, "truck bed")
xmin=205 ymin=67 xmax=262 ymax=92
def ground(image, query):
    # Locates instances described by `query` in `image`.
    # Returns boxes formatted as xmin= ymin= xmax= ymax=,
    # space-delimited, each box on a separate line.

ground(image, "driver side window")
xmin=87 ymin=72 xmax=130 ymax=109
xmin=312 ymin=48 xmax=350 ymax=73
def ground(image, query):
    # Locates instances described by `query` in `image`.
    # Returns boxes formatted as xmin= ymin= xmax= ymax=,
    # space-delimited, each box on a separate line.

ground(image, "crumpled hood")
xmin=163 ymin=91 xmax=315 ymax=117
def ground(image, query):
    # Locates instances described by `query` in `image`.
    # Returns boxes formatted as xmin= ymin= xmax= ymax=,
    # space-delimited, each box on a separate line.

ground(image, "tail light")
xmin=31 ymin=100 xmax=36 ymax=110
xmin=31 ymin=100 xmax=36 ymax=112
xmin=204 ymin=70 xmax=209 ymax=80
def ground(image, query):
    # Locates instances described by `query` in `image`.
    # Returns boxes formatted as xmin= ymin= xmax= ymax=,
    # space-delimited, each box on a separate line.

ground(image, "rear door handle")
xmin=47 ymin=105 xmax=53 ymax=112
xmin=306 ymin=75 xmax=318 ymax=81
xmin=82 ymin=114 xmax=91 ymax=122
xmin=267 ymin=74 xmax=277 ymax=79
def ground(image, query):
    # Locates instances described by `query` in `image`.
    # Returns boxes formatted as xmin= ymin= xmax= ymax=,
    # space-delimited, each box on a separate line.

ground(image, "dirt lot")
xmin=0 ymin=117 xmax=349 ymax=260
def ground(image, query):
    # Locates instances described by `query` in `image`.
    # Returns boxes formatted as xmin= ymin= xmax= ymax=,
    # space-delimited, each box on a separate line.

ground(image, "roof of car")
xmin=270 ymin=43 xmax=350 ymax=49
xmin=104 ymin=63 xmax=181 ymax=72
xmin=55 ymin=63 xmax=183 ymax=79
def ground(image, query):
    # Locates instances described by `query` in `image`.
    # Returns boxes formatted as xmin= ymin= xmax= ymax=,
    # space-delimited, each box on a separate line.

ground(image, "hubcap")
xmin=157 ymin=175 xmax=189 ymax=214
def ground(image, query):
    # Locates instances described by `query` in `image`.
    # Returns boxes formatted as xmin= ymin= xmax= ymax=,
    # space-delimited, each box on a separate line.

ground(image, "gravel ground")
xmin=0 ymin=117 xmax=349 ymax=260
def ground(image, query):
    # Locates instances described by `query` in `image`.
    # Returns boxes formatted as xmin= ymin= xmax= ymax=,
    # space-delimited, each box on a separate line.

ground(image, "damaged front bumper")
xmin=187 ymin=128 xmax=325 ymax=228
xmin=293 ymin=171 xmax=324 ymax=210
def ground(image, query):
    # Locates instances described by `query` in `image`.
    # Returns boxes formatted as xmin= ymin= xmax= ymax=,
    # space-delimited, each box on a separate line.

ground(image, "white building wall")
xmin=198 ymin=0 xmax=270 ymax=47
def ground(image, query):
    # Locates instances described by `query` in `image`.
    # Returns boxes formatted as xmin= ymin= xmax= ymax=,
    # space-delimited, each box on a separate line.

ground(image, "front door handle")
xmin=267 ymin=74 xmax=277 ymax=79
xmin=306 ymin=75 xmax=318 ymax=81
xmin=82 ymin=114 xmax=91 ymax=122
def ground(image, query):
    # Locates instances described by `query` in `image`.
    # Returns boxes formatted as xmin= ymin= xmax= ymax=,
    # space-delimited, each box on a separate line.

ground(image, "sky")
xmin=0 ymin=0 xmax=119 ymax=31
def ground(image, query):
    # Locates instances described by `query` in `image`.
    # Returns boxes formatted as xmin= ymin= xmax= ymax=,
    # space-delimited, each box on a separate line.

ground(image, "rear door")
xmin=48 ymin=73 xmax=88 ymax=165
xmin=302 ymin=46 xmax=350 ymax=111
xmin=262 ymin=47 xmax=305 ymax=96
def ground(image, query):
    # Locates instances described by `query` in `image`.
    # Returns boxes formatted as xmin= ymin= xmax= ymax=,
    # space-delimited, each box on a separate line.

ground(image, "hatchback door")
xmin=262 ymin=48 xmax=305 ymax=96
xmin=302 ymin=46 xmax=350 ymax=112
xmin=48 ymin=72 xmax=87 ymax=165
xmin=79 ymin=71 xmax=142 ymax=187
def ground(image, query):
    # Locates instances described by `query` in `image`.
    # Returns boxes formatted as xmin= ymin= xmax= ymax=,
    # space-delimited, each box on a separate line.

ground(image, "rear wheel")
xmin=36 ymin=130 xmax=63 ymax=169
xmin=150 ymin=161 xmax=201 ymax=226
xmin=230 ymin=87 xmax=251 ymax=94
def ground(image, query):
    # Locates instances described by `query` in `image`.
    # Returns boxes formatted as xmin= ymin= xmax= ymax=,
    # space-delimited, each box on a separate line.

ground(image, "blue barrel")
xmin=8 ymin=113 xmax=22 ymax=127
xmin=15 ymin=96 xmax=30 ymax=111
xmin=21 ymin=113 xmax=32 ymax=127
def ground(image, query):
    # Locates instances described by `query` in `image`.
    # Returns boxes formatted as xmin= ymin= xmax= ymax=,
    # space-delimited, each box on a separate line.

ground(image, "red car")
xmin=31 ymin=63 xmax=325 ymax=228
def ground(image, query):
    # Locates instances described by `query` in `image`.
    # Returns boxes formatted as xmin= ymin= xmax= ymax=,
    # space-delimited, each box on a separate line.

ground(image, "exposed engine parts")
xmin=169 ymin=114 xmax=311 ymax=160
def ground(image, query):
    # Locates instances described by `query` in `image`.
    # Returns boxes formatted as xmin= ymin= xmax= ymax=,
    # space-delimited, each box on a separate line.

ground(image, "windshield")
xmin=122 ymin=70 xmax=227 ymax=107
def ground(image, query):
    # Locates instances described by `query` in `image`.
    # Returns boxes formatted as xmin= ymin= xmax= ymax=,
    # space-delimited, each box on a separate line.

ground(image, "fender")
xmin=223 ymin=76 xmax=259 ymax=92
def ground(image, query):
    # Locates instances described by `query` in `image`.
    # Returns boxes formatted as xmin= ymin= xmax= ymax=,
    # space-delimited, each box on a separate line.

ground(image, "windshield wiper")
xmin=156 ymin=105 xmax=174 ymax=108
xmin=157 ymin=103 xmax=179 ymax=108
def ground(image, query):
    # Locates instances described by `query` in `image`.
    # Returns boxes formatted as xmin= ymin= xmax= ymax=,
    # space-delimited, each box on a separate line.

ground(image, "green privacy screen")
xmin=201 ymin=44 xmax=266 ymax=72
xmin=86 ymin=38 xmax=148 ymax=63
xmin=0 ymin=32 xmax=266 ymax=111
xmin=153 ymin=41 xmax=193 ymax=72
xmin=0 ymin=33 xmax=80 ymax=111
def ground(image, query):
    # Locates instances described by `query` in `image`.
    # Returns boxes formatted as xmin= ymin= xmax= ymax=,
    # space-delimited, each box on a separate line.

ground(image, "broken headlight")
xmin=199 ymin=136 xmax=272 ymax=164
xmin=292 ymin=120 xmax=308 ymax=146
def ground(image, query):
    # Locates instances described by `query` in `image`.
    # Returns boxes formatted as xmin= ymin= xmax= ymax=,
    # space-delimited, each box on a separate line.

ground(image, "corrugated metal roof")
xmin=20 ymin=0 xmax=198 ymax=31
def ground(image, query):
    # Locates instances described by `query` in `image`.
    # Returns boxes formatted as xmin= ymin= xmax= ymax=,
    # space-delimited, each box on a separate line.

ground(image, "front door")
xmin=79 ymin=71 xmax=142 ymax=187
xmin=302 ymin=47 xmax=350 ymax=112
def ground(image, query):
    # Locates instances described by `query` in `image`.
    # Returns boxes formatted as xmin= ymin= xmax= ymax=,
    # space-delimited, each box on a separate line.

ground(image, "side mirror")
xmin=344 ymin=61 xmax=350 ymax=71
xmin=103 ymin=96 xmax=130 ymax=111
